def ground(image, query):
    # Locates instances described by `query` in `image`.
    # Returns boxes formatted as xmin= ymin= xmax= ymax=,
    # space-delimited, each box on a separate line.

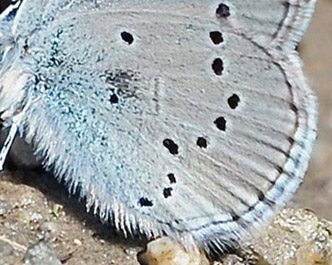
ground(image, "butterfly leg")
xmin=0 ymin=123 xmax=17 ymax=171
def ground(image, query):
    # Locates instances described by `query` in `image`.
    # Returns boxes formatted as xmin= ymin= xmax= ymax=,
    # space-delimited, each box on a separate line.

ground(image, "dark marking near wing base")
xmin=216 ymin=3 xmax=231 ymax=17
xmin=105 ymin=69 xmax=139 ymax=99
xmin=163 ymin=139 xmax=179 ymax=155
xmin=138 ymin=197 xmax=153 ymax=207
xmin=163 ymin=188 xmax=173 ymax=198
xmin=214 ymin=117 xmax=226 ymax=131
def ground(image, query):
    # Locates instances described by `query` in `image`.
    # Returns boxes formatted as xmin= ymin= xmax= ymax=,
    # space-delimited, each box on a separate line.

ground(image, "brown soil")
xmin=294 ymin=0 xmax=332 ymax=221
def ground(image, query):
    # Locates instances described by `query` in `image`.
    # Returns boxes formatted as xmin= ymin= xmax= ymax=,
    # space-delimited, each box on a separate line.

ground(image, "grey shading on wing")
xmin=0 ymin=0 xmax=317 ymax=257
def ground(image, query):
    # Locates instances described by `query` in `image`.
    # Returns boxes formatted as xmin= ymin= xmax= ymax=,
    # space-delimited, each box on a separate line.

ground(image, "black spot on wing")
xmin=228 ymin=94 xmax=240 ymax=109
xmin=163 ymin=139 xmax=179 ymax=155
xmin=138 ymin=197 xmax=153 ymax=207
xmin=197 ymin=137 xmax=208 ymax=148
xmin=167 ymin=173 xmax=176 ymax=184
xmin=214 ymin=117 xmax=227 ymax=131
xmin=109 ymin=94 xmax=119 ymax=104
xmin=216 ymin=3 xmax=231 ymax=17
xmin=121 ymin=31 xmax=134 ymax=45
xmin=210 ymin=31 xmax=224 ymax=45
xmin=212 ymin=58 xmax=224 ymax=76
xmin=163 ymin=188 xmax=173 ymax=198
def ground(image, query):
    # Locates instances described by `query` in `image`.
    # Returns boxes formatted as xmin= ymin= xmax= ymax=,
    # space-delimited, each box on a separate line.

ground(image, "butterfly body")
xmin=0 ymin=0 xmax=317 ymax=257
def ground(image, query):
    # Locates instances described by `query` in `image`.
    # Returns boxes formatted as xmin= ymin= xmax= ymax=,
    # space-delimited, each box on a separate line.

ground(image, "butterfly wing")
xmin=219 ymin=0 xmax=316 ymax=49
xmin=4 ymin=0 xmax=317 ymax=256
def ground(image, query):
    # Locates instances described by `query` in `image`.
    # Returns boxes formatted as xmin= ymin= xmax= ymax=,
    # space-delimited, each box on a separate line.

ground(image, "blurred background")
xmin=294 ymin=0 xmax=332 ymax=220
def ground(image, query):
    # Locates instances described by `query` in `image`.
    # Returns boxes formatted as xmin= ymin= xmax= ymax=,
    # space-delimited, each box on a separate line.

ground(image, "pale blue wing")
xmin=0 ymin=0 xmax=317 ymax=256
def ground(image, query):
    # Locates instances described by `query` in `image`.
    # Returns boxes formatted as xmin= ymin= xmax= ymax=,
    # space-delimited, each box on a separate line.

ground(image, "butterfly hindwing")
xmin=0 ymin=0 xmax=317 ymax=256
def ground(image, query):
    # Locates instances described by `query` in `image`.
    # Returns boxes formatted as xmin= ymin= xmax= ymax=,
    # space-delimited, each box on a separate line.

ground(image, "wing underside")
xmin=4 ymin=0 xmax=317 ymax=256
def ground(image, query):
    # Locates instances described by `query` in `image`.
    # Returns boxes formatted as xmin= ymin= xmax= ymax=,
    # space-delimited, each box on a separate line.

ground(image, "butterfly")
xmin=0 ymin=0 xmax=317 ymax=259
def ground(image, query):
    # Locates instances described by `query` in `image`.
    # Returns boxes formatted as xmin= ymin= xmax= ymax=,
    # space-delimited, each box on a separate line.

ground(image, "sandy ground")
xmin=0 ymin=0 xmax=331 ymax=264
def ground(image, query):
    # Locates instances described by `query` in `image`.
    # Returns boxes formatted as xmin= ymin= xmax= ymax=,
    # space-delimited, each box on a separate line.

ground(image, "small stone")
xmin=0 ymin=240 xmax=14 ymax=256
xmin=24 ymin=241 xmax=61 ymax=265
xmin=49 ymin=204 xmax=63 ymax=218
xmin=18 ymin=209 xmax=31 ymax=225
xmin=73 ymin=238 xmax=82 ymax=246
xmin=221 ymin=208 xmax=332 ymax=265
xmin=124 ymin=247 xmax=137 ymax=256
xmin=0 ymin=200 xmax=10 ymax=216
xmin=139 ymin=237 xmax=209 ymax=265
xmin=41 ymin=222 xmax=57 ymax=234
xmin=30 ymin=212 xmax=42 ymax=224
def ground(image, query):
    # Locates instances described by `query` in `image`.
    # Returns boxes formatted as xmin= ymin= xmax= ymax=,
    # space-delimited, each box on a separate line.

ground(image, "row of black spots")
xmin=120 ymin=5 xmax=229 ymax=45
xmin=214 ymin=93 xmax=240 ymax=132
xmin=213 ymin=93 xmax=240 ymax=131
xmin=138 ymin=183 xmax=175 ymax=207
xmin=211 ymin=3 xmax=235 ymax=130
xmin=162 ymin=3 xmax=232 ymax=154
xmin=161 ymin=139 xmax=177 ymax=199
xmin=139 ymin=174 xmax=176 ymax=207
xmin=162 ymin=137 xmax=208 ymax=196
xmin=163 ymin=136 xmax=209 ymax=153
xmin=163 ymin=172 xmax=178 ymax=199
xmin=210 ymin=3 xmax=230 ymax=76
